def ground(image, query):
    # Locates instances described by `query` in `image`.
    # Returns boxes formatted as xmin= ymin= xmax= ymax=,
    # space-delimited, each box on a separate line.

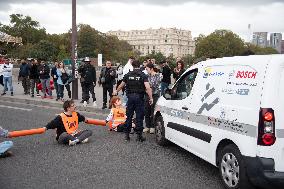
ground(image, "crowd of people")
xmin=0 ymin=54 xmax=188 ymax=156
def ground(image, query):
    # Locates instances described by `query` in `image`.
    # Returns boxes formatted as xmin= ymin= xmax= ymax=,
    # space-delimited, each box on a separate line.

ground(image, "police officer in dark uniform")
xmin=113 ymin=60 xmax=153 ymax=142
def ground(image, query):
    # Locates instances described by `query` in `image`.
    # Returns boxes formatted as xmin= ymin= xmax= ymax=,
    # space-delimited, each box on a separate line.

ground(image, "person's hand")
xmin=149 ymin=98 xmax=153 ymax=105
xmin=93 ymin=82 xmax=96 ymax=87
xmin=112 ymin=90 xmax=118 ymax=96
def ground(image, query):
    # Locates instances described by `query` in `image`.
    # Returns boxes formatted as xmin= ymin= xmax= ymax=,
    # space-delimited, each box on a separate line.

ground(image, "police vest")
xmin=111 ymin=107 xmax=126 ymax=127
xmin=126 ymin=71 xmax=145 ymax=94
xmin=60 ymin=112 xmax=79 ymax=134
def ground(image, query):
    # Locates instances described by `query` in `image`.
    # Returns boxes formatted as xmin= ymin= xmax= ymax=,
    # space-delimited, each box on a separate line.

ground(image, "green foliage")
xmin=244 ymin=43 xmax=279 ymax=55
xmin=30 ymin=40 xmax=58 ymax=61
xmin=194 ymin=29 xmax=245 ymax=59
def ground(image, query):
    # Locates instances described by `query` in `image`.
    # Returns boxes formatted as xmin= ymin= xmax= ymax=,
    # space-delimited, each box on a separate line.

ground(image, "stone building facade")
xmin=107 ymin=28 xmax=195 ymax=58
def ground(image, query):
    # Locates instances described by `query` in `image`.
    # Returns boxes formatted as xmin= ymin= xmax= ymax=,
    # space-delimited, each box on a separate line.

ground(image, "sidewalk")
xmin=0 ymin=77 xmax=118 ymax=114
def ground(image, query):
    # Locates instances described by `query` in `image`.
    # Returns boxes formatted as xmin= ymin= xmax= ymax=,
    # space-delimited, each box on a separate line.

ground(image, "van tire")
xmin=155 ymin=116 xmax=168 ymax=146
xmin=217 ymin=144 xmax=254 ymax=189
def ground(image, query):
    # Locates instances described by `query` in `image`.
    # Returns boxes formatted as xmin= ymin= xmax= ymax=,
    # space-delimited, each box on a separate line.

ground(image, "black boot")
xmin=124 ymin=133 xmax=130 ymax=141
xmin=136 ymin=133 xmax=146 ymax=142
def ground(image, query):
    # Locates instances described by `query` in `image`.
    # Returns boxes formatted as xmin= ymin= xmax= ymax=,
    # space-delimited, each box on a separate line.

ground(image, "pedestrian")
xmin=140 ymin=58 xmax=149 ymax=75
xmin=173 ymin=60 xmax=186 ymax=82
xmin=1 ymin=58 xmax=14 ymax=96
xmin=116 ymin=63 xmax=124 ymax=95
xmin=0 ymin=55 xmax=4 ymax=87
xmin=78 ymin=57 xmax=97 ymax=106
xmin=143 ymin=63 xmax=161 ymax=134
xmin=56 ymin=62 xmax=72 ymax=101
xmin=38 ymin=60 xmax=52 ymax=99
xmin=105 ymin=96 xmax=126 ymax=132
xmin=43 ymin=100 xmax=93 ymax=146
xmin=160 ymin=60 xmax=172 ymax=96
xmin=113 ymin=60 xmax=153 ymax=142
xmin=29 ymin=59 xmax=40 ymax=97
xmin=19 ymin=59 xmax=30 ymax=95
xmin=0 ymin=126 xmax=13 ymax=158
xmin=98 ymin=60 xmax=116 ymax=109
xmin=51 ymin=61 xmax=59 ymax=100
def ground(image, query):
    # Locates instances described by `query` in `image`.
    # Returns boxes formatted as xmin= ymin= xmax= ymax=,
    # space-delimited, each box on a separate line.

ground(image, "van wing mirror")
xmin=163 ymin=88 xmax=172 ymax=100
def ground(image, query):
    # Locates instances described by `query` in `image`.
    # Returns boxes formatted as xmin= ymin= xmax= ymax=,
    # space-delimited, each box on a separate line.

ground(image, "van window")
xmin=171 ymin=69 xmax=198 ymax=100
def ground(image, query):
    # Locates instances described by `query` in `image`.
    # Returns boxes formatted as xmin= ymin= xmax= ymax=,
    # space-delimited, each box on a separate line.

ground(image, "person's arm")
xmin=105 ymin=110 xmax=114 ymax=123
xmin=92 ymin=67 xmax=97 ymax=84
xmin=77 ymin=112 xmax=86 ymax=123
xmin=44 ymin=116 xmax=61 ymax=130
xmin=144 ymin=81 xmax=153 ymax=105
xmin=113 ymin=81 xmax=125 ymax=95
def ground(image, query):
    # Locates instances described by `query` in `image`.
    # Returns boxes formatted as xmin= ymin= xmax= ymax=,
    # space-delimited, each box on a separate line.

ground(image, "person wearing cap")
xmin=78 ymin=57 xmax=97 ymax=106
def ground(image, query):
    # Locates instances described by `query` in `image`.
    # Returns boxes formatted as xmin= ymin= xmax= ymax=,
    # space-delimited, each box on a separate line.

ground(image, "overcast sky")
xmin=0 ymin=0 xmax=283 ymax=41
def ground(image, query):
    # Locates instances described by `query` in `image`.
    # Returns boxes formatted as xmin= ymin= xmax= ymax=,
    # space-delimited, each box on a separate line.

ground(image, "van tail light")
xmin=258 ymin=108 xmax=276 ymax=146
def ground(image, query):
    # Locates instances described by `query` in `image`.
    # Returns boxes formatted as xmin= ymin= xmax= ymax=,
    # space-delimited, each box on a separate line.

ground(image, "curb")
xmin=0 ymin=96 xmax=109 ymax=114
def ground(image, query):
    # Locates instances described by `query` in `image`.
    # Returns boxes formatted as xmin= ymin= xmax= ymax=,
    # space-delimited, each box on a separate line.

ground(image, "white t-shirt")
xmin=122 ymin=60 xmax=133 ymax=78
xmin=0 ymin=64 xmax=3 ymax=76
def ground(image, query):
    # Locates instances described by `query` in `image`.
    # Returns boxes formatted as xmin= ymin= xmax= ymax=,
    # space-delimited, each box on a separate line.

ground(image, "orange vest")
xmin=60 ymin=112 xmax=79 ymax=134
xmin=111 ymin=107 xmax=126 ymax=127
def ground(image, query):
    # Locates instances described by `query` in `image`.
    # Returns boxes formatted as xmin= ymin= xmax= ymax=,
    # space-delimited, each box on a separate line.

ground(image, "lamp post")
xmin=71 ymin=0 xmax=78 ymax=99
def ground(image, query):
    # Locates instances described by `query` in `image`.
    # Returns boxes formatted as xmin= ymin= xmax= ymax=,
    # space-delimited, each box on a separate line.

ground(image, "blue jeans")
xmin=160 ymin=82 xmax=169 ymax=96
xmin=40 ymin=78 xmax=52 ymax=96
xmin=0 ymin=141 xmax=13 ymax=155
xmin=125 ymin=93 xmax=145 ymax=134
xmin=3 ymin=76 xmax=13 ymax=93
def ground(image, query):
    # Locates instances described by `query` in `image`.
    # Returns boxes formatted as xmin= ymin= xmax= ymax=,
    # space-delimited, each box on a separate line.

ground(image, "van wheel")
xmin=155 ymin=116 xmax=168 ymax=146
xmin=218 ymin=144 xmax=254 ymax=189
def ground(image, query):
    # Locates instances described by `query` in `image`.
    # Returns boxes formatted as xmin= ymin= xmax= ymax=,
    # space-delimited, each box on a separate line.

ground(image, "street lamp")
xmin=71 ymin=0 xmax=78 ymax=99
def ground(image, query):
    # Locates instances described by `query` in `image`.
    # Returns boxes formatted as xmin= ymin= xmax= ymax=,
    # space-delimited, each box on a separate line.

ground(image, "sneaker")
xmin=31 ymin=94 xmax=34 ymax=98
xmin=10 ymin=92 xmax=13 ymax=96
xmin=81 ymin=138 xmax=89 ymax=144
xmin=143 ymin=128 xmax=150 ymax=133
xmin=102 ymin=105 xmax=107 ymax=109
xmin=80 ymin=100 xmax=84 ymax=103
xmin=150 ymin=128 xmax=155 ymax=134
xmin=69 ymin=139 xmax=79 ymax=146
xmin=1 ymin=92 xmax=6 ymax=96
xmin=83 ymin=101 xmax=88 ymax=107
xmin=92 ymin=101 xmax=97 ymax=107
xmin=0 ymin=126 xmax=8 ymax=137
xmin=36 ymin=93 xmax=41 ymax=97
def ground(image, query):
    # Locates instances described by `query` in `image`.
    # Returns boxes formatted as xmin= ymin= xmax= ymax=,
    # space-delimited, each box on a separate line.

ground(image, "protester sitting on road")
xmin=19 ymin=59 xmax=30 ymax=95
xmin=44 ymin=100 xmax=92 ymax=146
xmin=0 ymin=126 xmax=13 ymax=158
xmin=1 ymin=58 xmax=14 ymax=96
xmin=38 ymin=60 xmax=52 ymax=99
xmin=105 ymin=96 xmax=126 ymax=132
xmin=56 ymin=62 xmax=71 ymax=101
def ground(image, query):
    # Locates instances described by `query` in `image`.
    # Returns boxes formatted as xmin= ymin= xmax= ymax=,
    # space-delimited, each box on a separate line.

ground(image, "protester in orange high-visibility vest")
xmin=105 ymin=96 xmax=127 ymax=132
xmin=43 ymin=100 xmax=92 ymax=146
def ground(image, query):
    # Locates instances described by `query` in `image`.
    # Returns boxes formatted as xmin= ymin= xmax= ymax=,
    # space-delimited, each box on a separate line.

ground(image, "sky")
xmin=0 ymin=0 xmax=283 ymax=41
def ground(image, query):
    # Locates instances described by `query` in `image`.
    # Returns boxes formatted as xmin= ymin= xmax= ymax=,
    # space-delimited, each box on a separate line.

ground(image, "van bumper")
xmin=244 ymin=156 xmax=284 ymax=189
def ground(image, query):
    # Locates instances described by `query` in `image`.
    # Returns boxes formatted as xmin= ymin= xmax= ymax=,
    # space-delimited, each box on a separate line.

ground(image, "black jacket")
xmin=19 ymin=62 xmax=30 ymax=77
xmin=29 ymin=64 xmax=39 ymax=79
xmin=38 ymin=63 xmax=50 ymax=79
xmin=99 ymin=67 xmax=116 ymax=86
xmin=78 ymin=63 xmax=96 ymax=84
xmin=161 ymin=65 xmax=172 ymax=84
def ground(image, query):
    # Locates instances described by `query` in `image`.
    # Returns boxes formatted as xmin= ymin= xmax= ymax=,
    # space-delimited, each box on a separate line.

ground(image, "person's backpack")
xmin=61 ymin=72 xmax=69 ymax=84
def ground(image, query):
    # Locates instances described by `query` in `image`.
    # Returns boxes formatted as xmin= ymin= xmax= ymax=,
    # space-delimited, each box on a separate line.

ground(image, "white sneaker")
xmin=150 ymin=128 xmax=155 ymax=134
xmin=81 ymin=138 xmax=89 ymax=144
xmin=92 ymin=101 xmax=97 ymax=107
xmin=69 ymin=139 xmax=78 ymax=146
xmin=83 ymin=101 xmax=87 ymax=107
xmin=143 ymin=128 xmax=150 ymax=133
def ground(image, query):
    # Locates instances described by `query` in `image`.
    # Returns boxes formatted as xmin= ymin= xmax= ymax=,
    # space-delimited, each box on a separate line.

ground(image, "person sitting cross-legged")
xmin=44 ymin=100 xmax=92 ymax=146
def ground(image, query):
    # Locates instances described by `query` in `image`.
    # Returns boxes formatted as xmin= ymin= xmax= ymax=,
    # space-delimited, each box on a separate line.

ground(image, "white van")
xmin=154 ymin=55 xmax=284 ymax=189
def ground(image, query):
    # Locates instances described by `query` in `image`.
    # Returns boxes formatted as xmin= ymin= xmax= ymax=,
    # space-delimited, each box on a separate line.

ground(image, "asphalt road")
xmin=0 ymin=100 xmax=223 ymax=189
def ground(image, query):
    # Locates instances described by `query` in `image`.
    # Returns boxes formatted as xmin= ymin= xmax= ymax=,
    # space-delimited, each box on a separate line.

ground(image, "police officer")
xmin=113 ymin=60 xmax=153 ymax=142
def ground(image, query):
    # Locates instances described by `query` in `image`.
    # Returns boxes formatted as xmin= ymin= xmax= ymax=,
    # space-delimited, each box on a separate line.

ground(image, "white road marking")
xmin=0 ymin=104 xmax=32 ymax=111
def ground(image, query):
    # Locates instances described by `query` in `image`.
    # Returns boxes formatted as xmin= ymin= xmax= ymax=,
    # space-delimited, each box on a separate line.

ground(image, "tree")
xmin=0 ymin=14 xmax=46 ymax=44
xmin=194 ymin=30 xmax=245 ymax=59
xmin=244 ymin=43 xmax=278 ymax=55
xmin=30 ymin=40 xmax=58 ymax=61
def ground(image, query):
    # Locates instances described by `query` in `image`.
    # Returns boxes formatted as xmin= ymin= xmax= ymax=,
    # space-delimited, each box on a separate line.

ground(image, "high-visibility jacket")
xmin=60 ymin=112 xmax=79 ymax=135
xmin=111 ymin=107 xmax=126 ymax=127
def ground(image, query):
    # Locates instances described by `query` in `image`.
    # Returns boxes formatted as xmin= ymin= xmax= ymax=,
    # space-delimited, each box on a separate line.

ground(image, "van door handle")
xmin=182 ymin=107 xmax=188 ymax=110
